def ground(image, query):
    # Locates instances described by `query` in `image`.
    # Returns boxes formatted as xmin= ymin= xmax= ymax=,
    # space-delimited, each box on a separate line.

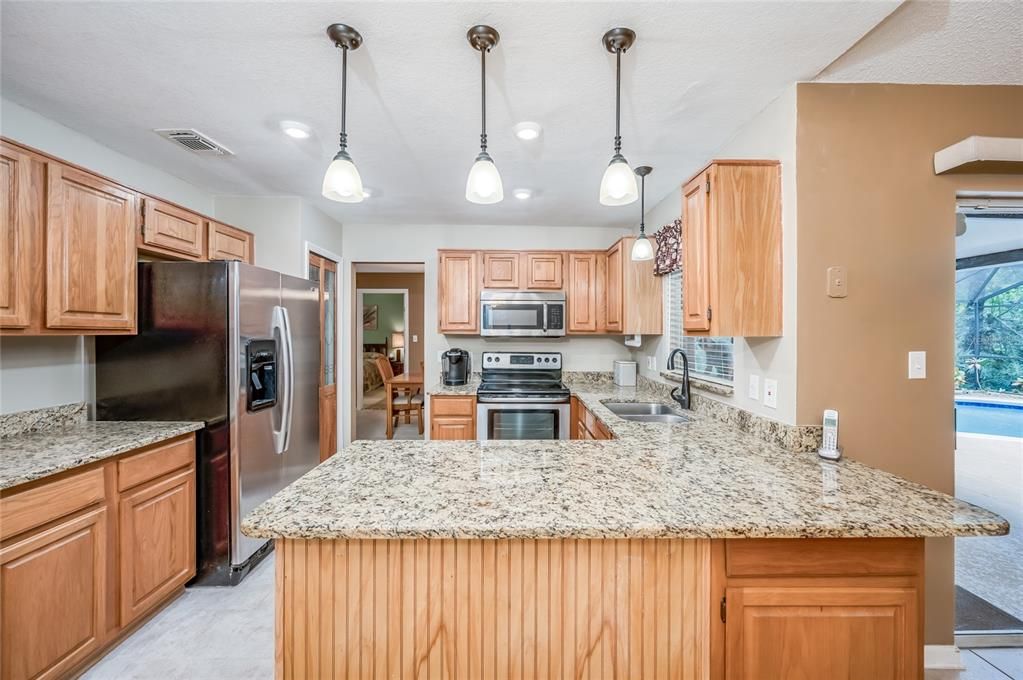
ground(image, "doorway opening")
xmin=953 ymin=196 xmax=1023 ymax=649
xmin=352 ymin=264 xmax=425 ymax=441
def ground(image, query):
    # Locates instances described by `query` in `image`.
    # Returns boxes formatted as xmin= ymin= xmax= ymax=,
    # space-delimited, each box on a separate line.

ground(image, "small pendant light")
xmin=465 ymin=25 xmax=503 ymax=204
xmin=631 ymin=166 xmax=654 ymax=261
xmin=599 ymin=27 xmax=639 ymax=207
xmin=322 ymin=23 xmax=365 ymax=203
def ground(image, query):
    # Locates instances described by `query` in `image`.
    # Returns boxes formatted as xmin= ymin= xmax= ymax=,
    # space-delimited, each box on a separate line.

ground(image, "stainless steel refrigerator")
xmin=96 ymin=261 xmax=320 ymax=585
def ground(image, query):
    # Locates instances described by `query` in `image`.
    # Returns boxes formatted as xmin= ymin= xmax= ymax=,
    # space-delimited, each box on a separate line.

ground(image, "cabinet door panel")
xmin=207 ymin=220 xmax=253 ymax=263
xmin=482 ymin=252 xmax=520 ymax=289
xmin=430 ymin=416 xmax=475 ymax=440
xmin=438 ymin=251 xmax=480 ymax=333
xmin=0 ymin=144 xmax=36 ymax=328
xmin=118 ymin=467 xmax=195 ymax=626
xmin=1 ymin=507 xmax=107 ymax=680
xmin=567 ymin=253 xmax=598 ymax=333
xmin=142 ymin=198 xmax=204 ymax=259
xmin=524 ymin=252 xmax=563 ymax=289
xmin=726 ymin=586 xmax=918 ymax=680
xmin=604 ymin=242 xmax=623 ymax=332
xmin=45 ymin=164 xmax=136 ymax=330
xmin=682 ymin=173 xmax=712 ymax=332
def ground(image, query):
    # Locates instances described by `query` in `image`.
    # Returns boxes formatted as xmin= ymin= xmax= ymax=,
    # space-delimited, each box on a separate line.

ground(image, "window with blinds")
xmin=666 ymin=270 xmax=735 ymax=384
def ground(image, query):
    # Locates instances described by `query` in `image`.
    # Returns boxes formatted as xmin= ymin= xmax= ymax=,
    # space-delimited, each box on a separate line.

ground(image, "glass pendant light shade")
xmin=322 ymin=150 xmax=364 ymax=203
xmin=465 ymin=152 xmax=504 ymax=204
xmin=631 ymin=234 xmax=654 ymax=261
xmin=600 ymin=155 xmax=639 ymax=206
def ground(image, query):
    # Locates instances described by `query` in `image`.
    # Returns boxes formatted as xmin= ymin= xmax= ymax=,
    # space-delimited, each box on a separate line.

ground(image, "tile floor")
xmin=955 ymin=433 xmax=1023 ymax=623
xmin=82 ymin=555 xmax=275 ymax=680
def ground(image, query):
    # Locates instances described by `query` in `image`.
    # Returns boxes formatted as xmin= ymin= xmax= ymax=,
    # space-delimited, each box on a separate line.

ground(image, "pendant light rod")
xmin=326 ymin=23 xmax=363 ymax=153
xmin=467 ymin=25 xmax=499 ymax=154
xmin=615 ymin=49 xmax=621 ymax=155
xmin=480 ymin=46 xmax=487 ymax=152
xmin=636 ymin=165 xmax=652 ymax=234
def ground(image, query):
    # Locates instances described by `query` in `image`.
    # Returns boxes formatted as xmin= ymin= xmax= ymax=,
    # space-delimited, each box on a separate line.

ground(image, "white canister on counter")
xmin=613 ymin=360 xmax=638 ymax=387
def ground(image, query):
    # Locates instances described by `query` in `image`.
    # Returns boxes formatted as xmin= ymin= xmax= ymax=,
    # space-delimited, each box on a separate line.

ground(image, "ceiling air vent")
xmin=154 ymin=128 xmax=234 ymax=156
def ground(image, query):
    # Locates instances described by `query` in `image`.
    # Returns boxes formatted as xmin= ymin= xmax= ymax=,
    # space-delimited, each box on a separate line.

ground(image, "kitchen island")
xmin=243 ymin=377 xmax=1007 ymax=680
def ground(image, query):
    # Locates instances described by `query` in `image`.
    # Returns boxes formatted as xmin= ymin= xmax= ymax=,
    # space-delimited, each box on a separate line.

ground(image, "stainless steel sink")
xmin=603 ymin=402 xmax=690 ymax=424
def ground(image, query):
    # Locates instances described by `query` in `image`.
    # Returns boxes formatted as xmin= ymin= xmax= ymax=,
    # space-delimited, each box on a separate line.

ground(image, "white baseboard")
xmin=925 ymin=645 xmax=965 ymax=671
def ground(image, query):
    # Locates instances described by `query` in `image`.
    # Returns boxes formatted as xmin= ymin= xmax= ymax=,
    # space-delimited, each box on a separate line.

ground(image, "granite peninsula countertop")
xmin=243 ymin=378 xmax=1008 ymax=541
xmin=1 ymin=421 xmax=203 ymax=491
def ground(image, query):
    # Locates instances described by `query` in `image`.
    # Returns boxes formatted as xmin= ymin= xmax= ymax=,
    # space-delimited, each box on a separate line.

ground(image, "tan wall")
xmin=795 ymin=83 xmax=1023 ymax=643
xmin=355 ymin=273 xmax=426 ymax=372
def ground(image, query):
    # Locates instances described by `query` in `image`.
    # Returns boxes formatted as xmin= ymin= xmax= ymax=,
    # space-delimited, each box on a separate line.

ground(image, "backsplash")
xmin=0 ymin=402 xmax=87 ymax=439
xmin=564 ymin=371 xmax=821 ymax=452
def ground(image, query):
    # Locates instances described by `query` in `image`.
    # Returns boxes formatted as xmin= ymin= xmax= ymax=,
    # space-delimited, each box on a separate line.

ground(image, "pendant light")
xmin=322 ymin=23 xmax=365 ymax=203
xmin=599 ymin=27 xmax=639 ymax=207
xmin=465 ymin=25 xmax=503 ymax=204
xmin=631 ymin=166 xmax=654 ymax=261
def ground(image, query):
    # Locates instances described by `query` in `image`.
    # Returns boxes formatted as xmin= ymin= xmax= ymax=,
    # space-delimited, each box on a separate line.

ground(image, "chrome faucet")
xmin=667 ymin=349 xmax=691 ymax=410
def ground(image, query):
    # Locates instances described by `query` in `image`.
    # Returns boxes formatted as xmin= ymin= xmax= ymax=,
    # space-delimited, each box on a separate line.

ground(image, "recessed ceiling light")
xmin=280 ymin=120 xmax=311 ymax=139
xmin=513 ymin=188 xmax=532 ymax=200
xmin=513 ymin=121 xmax=542 ymax=141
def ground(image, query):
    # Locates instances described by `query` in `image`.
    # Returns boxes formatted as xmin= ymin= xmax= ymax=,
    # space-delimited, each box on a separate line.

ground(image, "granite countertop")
xmin=427 ymin=374 xmax=481 ymax=396
xmin=0 ymin=421 xmax=204 ymax=491
xmin=243 ymin=378 xmax=1009 ymax=541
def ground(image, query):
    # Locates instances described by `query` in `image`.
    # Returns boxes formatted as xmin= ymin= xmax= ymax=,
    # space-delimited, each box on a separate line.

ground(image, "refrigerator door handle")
xmin=271 ymin=305 xmax=295 ymax=454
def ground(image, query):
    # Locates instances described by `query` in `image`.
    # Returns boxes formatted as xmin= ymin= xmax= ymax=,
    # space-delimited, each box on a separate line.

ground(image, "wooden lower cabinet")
xmin=572 ymin=397 xmax=613 ymax=440
xmin=118 ymin=467 xmax=195 ymax=626
xmin=274 ymin=536 xmax=924 ymax=680
xmin=0 ymin=434 xmax=196 ymax=680
xmin=0 ymin=506 xmax=107 ymax=680
xmin=429 ymin=395 xmax=476 ymax=440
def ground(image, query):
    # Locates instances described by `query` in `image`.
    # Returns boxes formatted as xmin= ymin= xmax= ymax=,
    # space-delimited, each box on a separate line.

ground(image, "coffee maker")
xmin=441 ymin=348 xmax=471 ymax=386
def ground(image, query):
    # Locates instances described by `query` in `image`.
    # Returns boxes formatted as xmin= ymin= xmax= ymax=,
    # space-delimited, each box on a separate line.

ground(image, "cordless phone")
xmin=818 ymin=409 xmax=842 ymax=460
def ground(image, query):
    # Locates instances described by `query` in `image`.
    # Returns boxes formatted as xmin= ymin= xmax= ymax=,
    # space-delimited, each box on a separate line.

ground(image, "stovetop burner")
xmin=476 ymin=351 xmax=569 ymax=403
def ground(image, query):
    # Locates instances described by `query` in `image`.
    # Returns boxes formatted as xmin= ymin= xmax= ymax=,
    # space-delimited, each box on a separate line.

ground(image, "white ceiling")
xmin=817 ymin=0 xmax=1023 ymax=85
xmin=0 ymin=1 xmax=903 ymax=227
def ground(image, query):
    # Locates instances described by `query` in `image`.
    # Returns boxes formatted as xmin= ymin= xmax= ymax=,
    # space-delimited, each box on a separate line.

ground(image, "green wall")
xmin=362 ymin=293 xmax=404 ymax=347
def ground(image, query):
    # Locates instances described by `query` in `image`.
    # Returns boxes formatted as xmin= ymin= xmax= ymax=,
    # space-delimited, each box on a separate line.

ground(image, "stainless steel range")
xmin=476 ymin=351 xmax=571 ymax=440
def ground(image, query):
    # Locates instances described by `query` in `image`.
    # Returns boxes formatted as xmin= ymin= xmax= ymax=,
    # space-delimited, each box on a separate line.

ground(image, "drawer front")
xmin=117 ymin=435 xmax=195 ymax=492
xmin=726 ymin=538 xmax=924 ymax=578
xmin=431 ymin=396 xmax=475 ymax=417
xmin=0 ymin=467 xmax=105 ymax=540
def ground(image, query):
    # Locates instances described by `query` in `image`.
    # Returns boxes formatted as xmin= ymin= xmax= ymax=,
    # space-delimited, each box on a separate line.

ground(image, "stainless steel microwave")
xmin=480 ymin=291 xmax=566 ymax=337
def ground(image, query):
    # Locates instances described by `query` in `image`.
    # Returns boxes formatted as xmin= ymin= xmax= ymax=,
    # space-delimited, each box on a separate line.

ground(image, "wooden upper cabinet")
xmin=482 ymin=251 xmax=519 ymax=288
xmin=523 ymin=252 xmax=563 ymax=289
xmin=207 ymin=220 xmax=253 ymax=263
xmin=682 ymin=160 xmax=782 ymax=337
xmin=567 ymin=252 xmax=600 ymax=333
xmin=141 ymin=197 xmax=204 ymax=260
xmin=0 ymin=143 xmax=37 ymax=329
xmin=604 ymin=241 xmax=623 ymax=332
xmin=46 ymin=163 xmax=137 ymax=331
xmin=438 ymin=250 xmax=480 ymax=334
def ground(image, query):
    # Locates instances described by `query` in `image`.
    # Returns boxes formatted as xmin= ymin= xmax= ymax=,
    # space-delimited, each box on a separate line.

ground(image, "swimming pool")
xmin=956 ymin=400 xmax=1023 ymax=438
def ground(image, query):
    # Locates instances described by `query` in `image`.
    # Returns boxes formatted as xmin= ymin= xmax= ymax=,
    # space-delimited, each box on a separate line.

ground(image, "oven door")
xmin=476 ymin=402 xmax=570 ymax=440
xmin=480 ymin=301 xmax=547 ymax=337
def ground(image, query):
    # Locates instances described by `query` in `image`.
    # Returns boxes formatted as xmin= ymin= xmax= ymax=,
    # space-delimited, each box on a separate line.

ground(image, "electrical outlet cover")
xmin=763 ymin=379 xmax=778 ymax=408
xmin=748 ymin=374 xmax=760 ymax=400
xmin=647 ymin=356 xmax=657 ymax=371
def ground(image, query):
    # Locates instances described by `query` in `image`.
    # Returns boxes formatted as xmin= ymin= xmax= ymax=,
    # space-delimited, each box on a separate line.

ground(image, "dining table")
xmin=382 ymin=372 xmax=424 ymax=439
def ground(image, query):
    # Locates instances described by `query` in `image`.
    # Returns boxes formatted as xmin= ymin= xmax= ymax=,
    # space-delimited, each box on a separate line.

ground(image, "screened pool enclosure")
xmin=955 ymin=262 xmax=1023 ymax=394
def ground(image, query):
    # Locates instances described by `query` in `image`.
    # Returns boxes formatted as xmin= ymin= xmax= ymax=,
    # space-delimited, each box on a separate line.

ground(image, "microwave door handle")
xmin=541 ymin=303 xmax=548 ymax=333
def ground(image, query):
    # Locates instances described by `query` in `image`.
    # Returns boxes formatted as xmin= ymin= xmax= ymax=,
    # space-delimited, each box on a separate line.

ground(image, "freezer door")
xmin=279 ymin=272 xmax=322 ymax=487
xmin=231 ymin=263 xmax=285 ymax=566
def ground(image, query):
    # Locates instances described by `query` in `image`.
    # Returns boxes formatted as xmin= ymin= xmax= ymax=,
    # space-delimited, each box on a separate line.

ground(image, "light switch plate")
xmin=412 ymin=335 xmax=418 ymax=343
xmin=908 ymin=351 xmax=927 ymax=379
xmin=647 ymin=356 xmax=657 ymax=371
xmin=748 ymin=374 xmax=760 ymax=400
xmin=827 ymin=266 xmax=848 ymax=298
xmin=763 ymin=379 xmax=778 ymax=408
